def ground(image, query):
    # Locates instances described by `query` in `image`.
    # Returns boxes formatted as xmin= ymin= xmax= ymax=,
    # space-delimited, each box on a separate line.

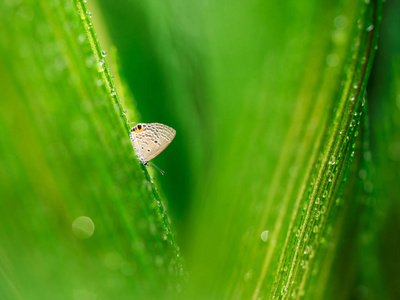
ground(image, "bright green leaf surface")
xmin=1 ymin=0 xmax=399 ymax=299
xmin=0 ymin=0 xmax=182 ymax=299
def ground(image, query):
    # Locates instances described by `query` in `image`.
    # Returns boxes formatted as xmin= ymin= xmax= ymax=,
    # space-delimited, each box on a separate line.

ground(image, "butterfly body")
xmin=130 ymin=123 xmax=176 ymax=165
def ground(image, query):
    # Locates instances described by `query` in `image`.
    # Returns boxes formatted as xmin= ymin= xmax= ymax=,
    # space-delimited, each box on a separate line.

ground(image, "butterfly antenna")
xmin=148 ymin=162 xmax=165 ymax=175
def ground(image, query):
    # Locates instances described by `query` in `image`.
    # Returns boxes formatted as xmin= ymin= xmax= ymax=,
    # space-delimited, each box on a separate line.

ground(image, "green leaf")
xmin=0 ymin=0 xmax=182 ymax=299
xmin=2 ymin=0 xmax=399 ymax=299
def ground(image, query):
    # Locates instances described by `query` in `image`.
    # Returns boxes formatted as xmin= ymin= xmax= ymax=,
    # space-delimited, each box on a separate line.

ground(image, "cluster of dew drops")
xmin=80 ymin=7 xmax=183 ymax=277
xmin=268 ymin=5 xmax=376 ymax=298
xmin=78 ymin=9 xmax=122 ymax=106
xmin=290 ymin=92 xmax=365 ymax=288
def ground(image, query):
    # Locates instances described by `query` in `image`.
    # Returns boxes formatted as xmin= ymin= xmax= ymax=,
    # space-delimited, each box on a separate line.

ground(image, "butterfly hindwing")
xmin=130 ymin=123 xmax=176 ymax=163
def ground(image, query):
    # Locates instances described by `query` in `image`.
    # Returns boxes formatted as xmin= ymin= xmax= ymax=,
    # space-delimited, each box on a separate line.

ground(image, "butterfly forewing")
xmin=130 ymin=123 xmax=176 ymax=163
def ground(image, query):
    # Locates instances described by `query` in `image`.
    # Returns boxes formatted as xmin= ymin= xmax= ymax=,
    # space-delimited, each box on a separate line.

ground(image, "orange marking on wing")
xmin=133 ymin=127 xmax=145 ymax=133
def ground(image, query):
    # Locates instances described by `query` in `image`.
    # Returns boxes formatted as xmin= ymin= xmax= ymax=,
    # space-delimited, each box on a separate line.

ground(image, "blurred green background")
xmin=0 ymin=0 xmax=399 ymax=299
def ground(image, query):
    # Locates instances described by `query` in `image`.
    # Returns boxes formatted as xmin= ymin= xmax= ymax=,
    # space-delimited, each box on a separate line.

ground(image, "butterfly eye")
xmin=137 ymin=124 xmax=142 ymax=130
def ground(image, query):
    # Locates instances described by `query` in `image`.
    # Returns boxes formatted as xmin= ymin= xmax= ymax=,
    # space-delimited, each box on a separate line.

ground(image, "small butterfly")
xmin=130 ymin=123 xmax=176 ymax=174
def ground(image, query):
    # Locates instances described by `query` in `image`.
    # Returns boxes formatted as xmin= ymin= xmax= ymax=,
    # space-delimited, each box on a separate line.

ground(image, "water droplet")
xmin=261 ymin=230 xmax=269 ymax=242
xmin=334 ymin=15 xmax=349 ymax=30
xmin=301 ymin=260 xmax=308 ymax=269
xmin=281 ymin=286 xmax=288 ymax=296
xmin=364 ymin=151 xmax=372 ymax=161
xmin=367 ymin=24 xmax=374 ymax=32
xmin=78 ymin=34 xmax=86 ymax=43
xmin=111 ymin=88 xmax=116 ymax=96
xmin=354 ymin=85 xmax=359 ymax=89
xmin=244 ymin=270 xmax=253 ymax=281
xmin=104 ymin=252 xmax=122 ymax=270
xmin=357 ymin=19 xmax=363 ymax=30
xmin=364 ymin=182 xmax=373 ymax=193
xmin=359 ymin=169 xmax=367 ymax=179
xmin=72 ymin=216 xmax=95 ymax=239
xmin=326 ymin=53 xmax=339 ymax=67
xmin=101 ymin=50 xmax=107 ymax=57
xmin=355 ymin=285 xmax=369 ymax=299
xmin=350 ymin=96 xmax=355 ymax=101
xmin=332 ymin=30 xmax=346 ymax=45
xmin=99 ymin=59 xmax=105 ymax=67
xmin=361 ymin=56 xmax=367 ymax=64
xmin=323 ymin=190 xmax=328 ymax=198
xmin=85 ymin=55 xmax=96 ymax=68
xmin=315 ymin=197 xmax=320 ymax=205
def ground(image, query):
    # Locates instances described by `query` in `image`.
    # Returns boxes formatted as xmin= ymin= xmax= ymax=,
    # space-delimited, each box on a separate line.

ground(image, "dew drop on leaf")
xmin=260 ymin=230 xmax=269 ymax=242
xmin=72 ymin=216 xmax=95 ymax=239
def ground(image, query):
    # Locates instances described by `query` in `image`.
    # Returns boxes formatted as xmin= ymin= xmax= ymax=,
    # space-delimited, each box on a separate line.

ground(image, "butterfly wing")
xmin=130 ymin=123 xmax=176 ymax=163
